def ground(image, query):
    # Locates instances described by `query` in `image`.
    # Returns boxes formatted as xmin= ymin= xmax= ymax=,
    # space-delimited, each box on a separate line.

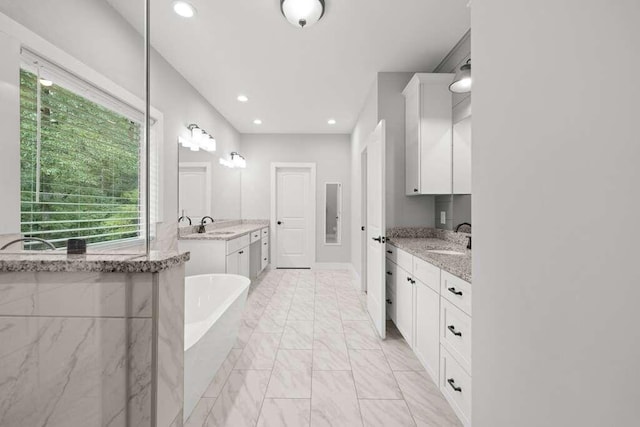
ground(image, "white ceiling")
xmin=107 ymin=0 xmax=470 ymax=134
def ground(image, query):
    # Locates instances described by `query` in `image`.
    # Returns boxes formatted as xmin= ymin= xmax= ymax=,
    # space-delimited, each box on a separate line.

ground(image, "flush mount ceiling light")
xmin=281 ymin=0 xmax=325 ymax=29
xmin=178 ymin=124 xmax=216 ymax=152
xmin=173 ymin=1 xmax=196 ymax=18
xmin=327 ymin=119 xmax=336 ymax=125
xmin=253 ymin=119 xmax=263 ymax=125
xmin=449 ymin=59 xmax=472 ymax=93
xmin=237 ymin=95 xmax=249 ymax=103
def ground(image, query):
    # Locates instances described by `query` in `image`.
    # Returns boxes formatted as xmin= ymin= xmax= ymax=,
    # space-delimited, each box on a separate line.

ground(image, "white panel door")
xmin=366 ymin=121 xmax=387 ymax=339
xmin=276 ymin=168 xmax=312 ymax=268
xmin=179 ymin=163 xmax=211 ymax=222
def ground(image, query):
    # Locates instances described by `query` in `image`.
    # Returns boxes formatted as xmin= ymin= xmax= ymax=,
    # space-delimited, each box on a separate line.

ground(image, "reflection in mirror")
xmin=178 ymin=162 xmax=212 ymax=225
xmin=0 ymin=0 xmax=150 ymax=254
xmin=325 ymin=183 xmax=342 ymax=245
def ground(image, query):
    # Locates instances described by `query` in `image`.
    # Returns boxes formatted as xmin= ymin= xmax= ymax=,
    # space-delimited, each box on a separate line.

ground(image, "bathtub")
xmin=183 ymin=274 xmax=250 ymax=421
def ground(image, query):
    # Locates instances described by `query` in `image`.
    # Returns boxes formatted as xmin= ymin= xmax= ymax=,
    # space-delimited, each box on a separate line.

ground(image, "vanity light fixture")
xmin=281 ymin=0 xmax=326 ymax=29
xmin=237 ymin=95 xmax=249 ymax=103
xmin=449 ymin=59 xmax=472 ymax=93
xmin=178 ymin=124 xmax=216 ymax=152
xmin=173 ymin=1 xmax=196 ymax=18
xmin=219 ymin=152 xmax=247 ymax=169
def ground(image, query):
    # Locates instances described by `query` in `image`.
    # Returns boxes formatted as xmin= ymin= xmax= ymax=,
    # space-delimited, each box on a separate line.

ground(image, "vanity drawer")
xmin=386 ymin=244 xmax=412 ymax=272
xmin=440 ymin=271 xmax=472 ymax=316
xmin=440 ymin=346 xmax=472 ymax=426
xmin=250 ymin=230 xmax=261 ymax=243
xmin=226 ymin=234 xmax=250 ymax=255
xmin=440 ymin=298 xmax=472 ymax=373
xmin=261 ymin=255 xmax=269 ymax=270
xmin=413 ymin=256 xmax=441 ymax=293
xmin=261 ymin=227 xmax=269 ymax=237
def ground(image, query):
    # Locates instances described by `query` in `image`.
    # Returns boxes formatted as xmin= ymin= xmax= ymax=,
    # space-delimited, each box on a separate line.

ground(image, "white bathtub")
xmin=183 ymin=274 xmax=250 ymax=421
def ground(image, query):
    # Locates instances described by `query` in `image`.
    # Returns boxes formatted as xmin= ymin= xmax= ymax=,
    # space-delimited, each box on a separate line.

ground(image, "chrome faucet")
xmin=197 ymin=216 xmax=215 ymax=233
xmin=1 ymin=237 xmax=56 ymax=251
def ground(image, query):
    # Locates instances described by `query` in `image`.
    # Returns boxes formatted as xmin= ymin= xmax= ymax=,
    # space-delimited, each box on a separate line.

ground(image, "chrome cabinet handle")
xmin=447 ymin=378 xmax=462 ymax=392
xmin=386 ymin=250 xmax=393 ymax=254
xmin=386 ymin=271 xmax=392 ymax=275
xmin=447 ymin=325 xmax=462 ymax=337
xmin=448 ymin=287 xmax=463 ymax=296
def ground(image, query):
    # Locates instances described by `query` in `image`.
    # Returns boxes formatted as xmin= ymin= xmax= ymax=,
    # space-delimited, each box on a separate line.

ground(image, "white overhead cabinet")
xmin=403 ymin=73 xmax=455 ymax=195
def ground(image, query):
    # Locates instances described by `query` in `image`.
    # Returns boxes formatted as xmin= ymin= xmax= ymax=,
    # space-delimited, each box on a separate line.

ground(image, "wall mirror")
xmin=324 ymin=183 xmax=342 ymax=245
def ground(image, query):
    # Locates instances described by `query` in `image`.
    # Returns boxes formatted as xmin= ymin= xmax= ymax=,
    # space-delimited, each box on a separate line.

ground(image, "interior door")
xmin=366 ymin=121 xmax=387 ymax=339
xmin=276 ymin=168 xmax=312 ymax=268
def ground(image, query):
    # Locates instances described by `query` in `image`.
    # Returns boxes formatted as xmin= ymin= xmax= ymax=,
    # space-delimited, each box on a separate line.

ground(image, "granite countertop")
xmin=386 ymin=227 xmax=471 ymax=283
xmin=0 ymin=251 xmax=190 ymax=273
xmin=180 ymin=220 xmax=269 ymax=241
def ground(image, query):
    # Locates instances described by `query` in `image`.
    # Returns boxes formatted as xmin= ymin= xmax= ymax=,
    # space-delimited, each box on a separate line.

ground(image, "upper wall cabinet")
xmin=403 ymin=73 xmax=455 ymax=195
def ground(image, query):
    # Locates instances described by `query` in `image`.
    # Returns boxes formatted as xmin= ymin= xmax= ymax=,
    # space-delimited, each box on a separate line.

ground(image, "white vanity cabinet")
xmin=403 ymin=73 xmax=455 ymax=195
xmin=226 ymin=247 xmax=250 ymax=277
xmin=386 ymin=242 xmax=473 ymax=426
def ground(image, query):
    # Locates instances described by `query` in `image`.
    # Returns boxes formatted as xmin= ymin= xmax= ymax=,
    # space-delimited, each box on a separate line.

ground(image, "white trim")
xmin=323 ymin=182 xmax=342 ymax=246
xmin=313 ymin=262 xmax=355 ymax=271
xmin=360 ymin=146 xmax=368 ymax=293
xmin=270 ymin=162 xmax=317 ymax=268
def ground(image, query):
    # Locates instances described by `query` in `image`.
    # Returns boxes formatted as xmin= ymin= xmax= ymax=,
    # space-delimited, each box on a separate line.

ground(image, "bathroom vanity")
xmin=179 ymin=220 xmax=269 ymax=278
xmin=0 ymin=251 xmax=189 ymax=427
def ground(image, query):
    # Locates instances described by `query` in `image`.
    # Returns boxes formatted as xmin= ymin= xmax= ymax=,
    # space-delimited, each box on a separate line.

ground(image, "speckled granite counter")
xmin=180 ymin=220 xmax=269 ymax=241
xmin=0 ymin=250 xmax=190 ymax=273
xmin=387 ymin=227 xmax=472 ymax=283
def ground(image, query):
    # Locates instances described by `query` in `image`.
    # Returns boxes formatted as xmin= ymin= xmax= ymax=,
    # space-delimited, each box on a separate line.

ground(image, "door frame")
xmin=360 ymin=148 xmax=368 ymax=293
xmin=178 ymin=162 xmax=212 ymax=222
xmin=270 ymin=162 xmax=317 ymax=268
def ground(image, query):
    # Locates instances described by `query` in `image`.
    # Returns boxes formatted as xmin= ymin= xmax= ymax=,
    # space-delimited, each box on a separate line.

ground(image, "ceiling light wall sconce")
xmin=219 ymin=152 xmax=247 ymax=169
xmin=449 ymin=59 xmax=472 ymax=93
xmin=178 ymin=124 xmax=217 ymax=152
xmin=281 ymin=0 xmax=325 ymax=29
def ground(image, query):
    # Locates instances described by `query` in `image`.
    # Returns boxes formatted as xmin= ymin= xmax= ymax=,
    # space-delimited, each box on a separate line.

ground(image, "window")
xmin=20 ymin=50 xmax=146 ymax=249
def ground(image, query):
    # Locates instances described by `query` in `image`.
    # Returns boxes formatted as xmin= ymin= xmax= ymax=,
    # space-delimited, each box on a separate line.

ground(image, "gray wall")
xmin=472 ymin=1 xmax=640 ymax=425
xmin=434 ymin=30 xmax=472 ymax=231
xmin=240 ymin=133 xmax=351 ymax=264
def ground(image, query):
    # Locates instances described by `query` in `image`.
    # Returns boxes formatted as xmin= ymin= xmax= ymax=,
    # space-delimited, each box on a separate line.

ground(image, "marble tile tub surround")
xmin=0 ymin=250 xmax=189 ymax=273
xmin=184 ymin=268 xmax=462 ymax=427
xmin=180 ymin=219 xmax=269 ymax=241
xmin=386 ymin=227 xmax=472 ymax=282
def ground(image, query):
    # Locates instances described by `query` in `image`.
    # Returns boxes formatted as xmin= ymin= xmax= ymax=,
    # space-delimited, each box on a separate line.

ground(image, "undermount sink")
xmin=427 ymin=249 xmax=466 ymax=256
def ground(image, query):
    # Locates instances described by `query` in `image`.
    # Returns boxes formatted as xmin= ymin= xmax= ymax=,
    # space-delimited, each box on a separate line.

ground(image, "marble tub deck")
xmin=185 ymin=268 xmax=461 ymax=427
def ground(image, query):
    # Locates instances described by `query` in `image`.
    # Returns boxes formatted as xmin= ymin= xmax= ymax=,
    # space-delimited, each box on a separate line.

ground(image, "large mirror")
xmin=324 ymin=182 xmax=342 ymax=245
xmin=0 ymin=0 xmax=152 ymax=254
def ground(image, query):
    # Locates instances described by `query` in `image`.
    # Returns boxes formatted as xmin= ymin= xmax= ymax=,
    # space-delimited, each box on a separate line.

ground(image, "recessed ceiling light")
xmin=173 ymin=1 xmax=196 ymax=18
xmin=253 ymin=119 xmax=263 ymax=125
xmin=237 ymin=95 xmax=249 ymax=103
xmin=39 ymin=79 xmax=53 ymax=87
xmin=327 ymin=119 xmax=337 ymax=125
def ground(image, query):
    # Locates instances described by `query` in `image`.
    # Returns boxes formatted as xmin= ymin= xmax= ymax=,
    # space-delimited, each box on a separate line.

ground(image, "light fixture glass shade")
xmin=281 ymin=0 xmax=325 ymax=28
xmin=450 ymin=61 xmax=472 ymax=93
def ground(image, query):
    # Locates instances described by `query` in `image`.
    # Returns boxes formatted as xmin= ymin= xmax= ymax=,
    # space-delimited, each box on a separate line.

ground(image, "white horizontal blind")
xmin=20 ymin=50 xmax=145 ymax=249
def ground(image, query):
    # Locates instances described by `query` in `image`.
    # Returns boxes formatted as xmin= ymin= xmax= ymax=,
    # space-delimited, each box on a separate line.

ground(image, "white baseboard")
xmin=312 ymin=262 xmax=355 ymax=271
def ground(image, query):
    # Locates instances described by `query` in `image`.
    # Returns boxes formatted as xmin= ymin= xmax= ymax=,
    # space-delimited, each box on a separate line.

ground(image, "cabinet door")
xmin=405 ymin=86 xmax=421 ymax=195
xmin=226 ymin=251 xmax=240 ymax=275
xmin=395 ymin=267 xmax=414 ymax=346
xmin=238 ymin=249 xmax=250 ymax=278
xmin=414 ymin=279 xmax=440 ymax=383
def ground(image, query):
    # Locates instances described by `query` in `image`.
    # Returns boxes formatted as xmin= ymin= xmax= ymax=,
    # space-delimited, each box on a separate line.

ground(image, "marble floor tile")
xmin=257 ymin=398 xmax=311 ymax=427
xmin=359 ymin=399 xmax=416 ymax=427
xmin=206 ymin=370 xmax=271 ymax=427
xmin=394 ymin=371 xmax=462 ymax=427
xmin=203 ymin=349 xmax=243 ymax=398
xmin=343 ymin=321 xmax=382 ymax=350
xmin=349 ymin=349 xmax=403 ymax=399
xmin=311 ymin=370 xmax=363 ymax=427
xmin=265 ymin=349 xmax=312 ymax=398
xmin=314 ymin=318 xmax=344 ymax=336
xmin=255 ymin=310 xmax=288 ymax=334
xmin=184 ymin=397 xmax=215 ymax=427
xmin=234 ymin=333 xmax=281 ymax=370
xmin=287 ymin=303 xmax=315 ymax=321
xmin=280 ymin=320 xmax=314 ymax=349
xmin=312 ymin=333 xmax=351 ymax=371
xmin=380 ymin=337 xmax=425 ymax=372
